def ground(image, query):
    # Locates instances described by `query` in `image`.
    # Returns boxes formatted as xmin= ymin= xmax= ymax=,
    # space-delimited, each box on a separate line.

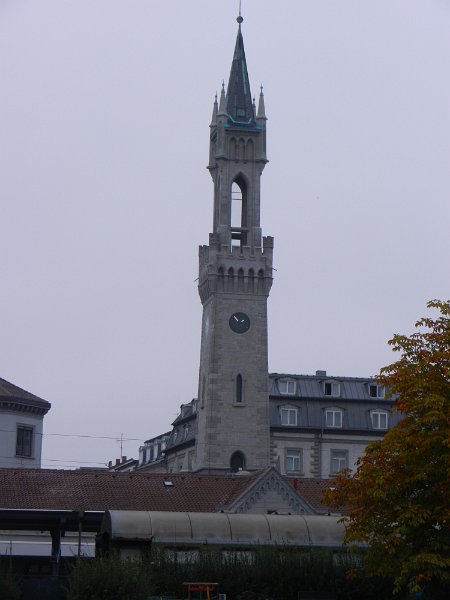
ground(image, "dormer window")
xmin=324 ymin=381 xmax=340 ymax=397
xmin=280 ymin=405 xmax=298 ymax=426
xmin=279 ymin=379 xmax=296 ymax=395
xmin=325 ymin=407 xmax=343 ymax=428
xmin=172 ymin=430 xmax=178 ymax=443
xmin=369 ymin=384 xmax=385 ymax=399
xmin=371 ymin=409 xmax=389 ymax=430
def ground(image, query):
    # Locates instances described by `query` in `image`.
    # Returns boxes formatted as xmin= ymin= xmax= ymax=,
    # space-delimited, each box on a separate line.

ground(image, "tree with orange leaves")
xmin=325 ymin=300 xmax=450 ymax=598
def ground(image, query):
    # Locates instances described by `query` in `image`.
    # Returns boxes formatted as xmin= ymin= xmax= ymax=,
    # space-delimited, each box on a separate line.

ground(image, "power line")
xmin=0 ymin=428 xmax=145 ymax=442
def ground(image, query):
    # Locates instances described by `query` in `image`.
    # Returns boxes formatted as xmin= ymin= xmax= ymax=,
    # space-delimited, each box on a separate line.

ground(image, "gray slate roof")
xmin=0 ymin=377 xmax=51 ymax=415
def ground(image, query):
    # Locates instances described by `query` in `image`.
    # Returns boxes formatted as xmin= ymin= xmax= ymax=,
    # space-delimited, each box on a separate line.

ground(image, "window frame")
xmin=285 ymin=448 xmax=302 ymax=474
xmin=16 ymin=426 xmax=33 ymax=458
xmin=370 ymin=409 xmax=389 ymax=430
xmin=325 ymin=407 xmax=343 ymax=428
xmin=280 ymin=405 xmax=298 ymax=426
xmin=324 ymin=381 xmax=340 ymax=397
xmin=235 ymin=373 xmax=244 ymax=404
xmin=330 ymin=450 xmax=348 ymax=475
xmin=369 ymin=383 xmax=385 ymax=399
xmin=278 ymin=379 xmax=296 ymax=395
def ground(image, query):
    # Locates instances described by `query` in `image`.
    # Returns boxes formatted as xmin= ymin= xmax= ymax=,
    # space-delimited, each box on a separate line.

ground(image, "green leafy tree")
xmin=325 ymin=300 xmax=450 ymax=597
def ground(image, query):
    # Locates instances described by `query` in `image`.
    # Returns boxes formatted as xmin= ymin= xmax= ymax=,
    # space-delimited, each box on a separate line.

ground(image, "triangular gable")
xmin=219 ymin=468 xmax=317 ymax=515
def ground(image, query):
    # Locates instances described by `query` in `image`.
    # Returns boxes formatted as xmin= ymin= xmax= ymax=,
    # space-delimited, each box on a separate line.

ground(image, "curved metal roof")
xmin=102 ymin=511 xmax=346 ymax=548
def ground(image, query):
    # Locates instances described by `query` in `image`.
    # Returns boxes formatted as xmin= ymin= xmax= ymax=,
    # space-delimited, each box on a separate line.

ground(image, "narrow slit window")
xmin=236 ymin=374 xmax=243 ymax=403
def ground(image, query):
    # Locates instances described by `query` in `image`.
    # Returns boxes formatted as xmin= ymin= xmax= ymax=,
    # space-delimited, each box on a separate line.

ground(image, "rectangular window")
xmin=285 ymin=449 xmax=302 ymax=474
xmin=369 ymin=384 xmax=385 ymax=398
xmin=280 ymin=407 xmax=297 ymax=426
xmin=324 ymin=382 xmax=340 ymax=397
xmin=330 ymin=450 xmax=348 ymax=475
xmin=16 ymin=427 xmax=33 ymax=457
xmin=371 ymin=410 xmax=388 ymax=430
xmin=279 ymin=380 xmax=296 ymax=395
xmin=326 ymin=408 xmax=343 ymax=428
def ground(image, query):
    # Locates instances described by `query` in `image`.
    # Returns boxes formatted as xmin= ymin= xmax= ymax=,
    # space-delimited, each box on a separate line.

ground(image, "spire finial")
xmin=237 ymin=0 xmax=243 ymax=24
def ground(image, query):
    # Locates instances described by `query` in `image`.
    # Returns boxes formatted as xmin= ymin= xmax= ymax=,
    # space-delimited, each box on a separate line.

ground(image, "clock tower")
xmin=195 ymin=16 xmax=273 ymax=472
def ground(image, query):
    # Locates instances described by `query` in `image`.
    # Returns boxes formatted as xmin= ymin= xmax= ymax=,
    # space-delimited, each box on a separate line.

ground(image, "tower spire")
xmin=226 ymin=13 xmax=255 ymax=124
xmin=195 ymin=6 xmax=273 ymax=474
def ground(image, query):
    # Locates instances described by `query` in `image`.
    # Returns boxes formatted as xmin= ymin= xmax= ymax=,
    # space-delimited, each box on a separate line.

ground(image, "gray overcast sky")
xmin=1 ymin=0 xmax=449 ymax=469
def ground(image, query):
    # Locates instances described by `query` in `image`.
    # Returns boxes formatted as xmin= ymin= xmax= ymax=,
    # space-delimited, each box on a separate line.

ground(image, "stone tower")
xmin=195 ymin=16 xmax=273 ymax=473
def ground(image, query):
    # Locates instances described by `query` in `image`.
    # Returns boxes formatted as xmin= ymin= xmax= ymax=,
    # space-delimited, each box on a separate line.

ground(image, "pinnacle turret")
xmin=257 ymin=86 xmax=267 ymax=120
xmin=210 ymin=93 xmax=218 ymax=126
xmin=218 ymin=82 xmax=227 ymax=115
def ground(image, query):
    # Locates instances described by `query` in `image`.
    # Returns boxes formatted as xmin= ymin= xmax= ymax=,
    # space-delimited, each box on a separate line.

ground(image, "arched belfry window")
xmin=230 ymin=451 xmax=246 ymax=472
xmin=236 ymin=374 xmax=243 ymax=403
xmin=231 ymin=177 xmax=248 ymax=247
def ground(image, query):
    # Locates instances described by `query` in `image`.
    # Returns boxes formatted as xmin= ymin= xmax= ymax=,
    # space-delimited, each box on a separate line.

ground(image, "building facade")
xmin=0 ymin=377 xmax=51 ymax=469
xmin=137 ymin=371 xmax=400 ymax=478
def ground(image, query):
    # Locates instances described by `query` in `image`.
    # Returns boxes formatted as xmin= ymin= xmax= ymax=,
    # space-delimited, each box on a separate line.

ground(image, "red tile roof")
xmin=0 ymin=469 xmax=331 ymax=513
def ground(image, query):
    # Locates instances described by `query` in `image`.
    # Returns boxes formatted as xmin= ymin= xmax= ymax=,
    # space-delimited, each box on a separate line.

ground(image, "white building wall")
xmin=0 ymin=411 xmax=44 ymax=469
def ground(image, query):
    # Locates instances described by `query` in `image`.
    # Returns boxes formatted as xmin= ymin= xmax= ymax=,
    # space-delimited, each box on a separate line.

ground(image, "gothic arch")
xmin=217 ymin=266 xmax=225 ymax=291
xmin=247 ymin=268 xmax=255 ymax=293
xmin=231 ymin=174 xmax=249 ymax=230
xmin=229 ymin=137 xmax=237 ymax=161
xmin=238 ymin=137 xmax=245 ymax=160
xmin=227 ymin=267 xmax=234 ymax=292
xmin=246 ymin=138 xmax=254 ymax=161
xmin=237 ymin=268 xmax=244 ymax=291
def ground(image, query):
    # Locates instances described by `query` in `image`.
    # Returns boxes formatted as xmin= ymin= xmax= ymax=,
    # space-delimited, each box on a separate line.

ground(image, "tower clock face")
xmin=229 ymin=312 xmax=250 ymax=334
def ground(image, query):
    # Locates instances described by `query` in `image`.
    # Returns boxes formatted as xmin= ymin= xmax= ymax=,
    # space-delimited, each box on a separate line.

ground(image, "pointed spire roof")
xmin=218 ymin=82 xmax=227 ymax=115
xmin=257 ymin=85 xmax=267 ymax=120
xmin=210 ymin=93 xmax=218 ymax=126
xmin=226 ymin=16 xmax=255 ymax=124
